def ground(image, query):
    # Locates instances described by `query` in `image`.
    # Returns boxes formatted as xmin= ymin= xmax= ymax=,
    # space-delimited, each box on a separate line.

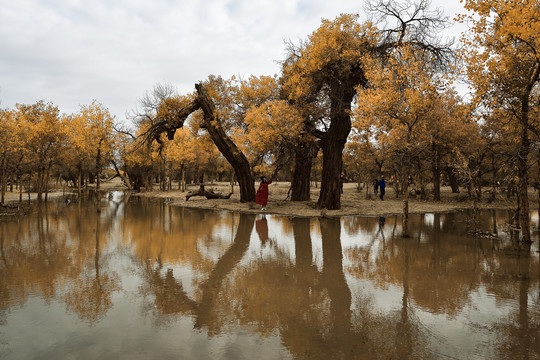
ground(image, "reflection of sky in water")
xmin=532 ymin=212 xmax=539 ymax=225
xmin=419 ymin=286 xmax=518 ymax=359
xmin=424 ymin=213 xmax=435 ymax=227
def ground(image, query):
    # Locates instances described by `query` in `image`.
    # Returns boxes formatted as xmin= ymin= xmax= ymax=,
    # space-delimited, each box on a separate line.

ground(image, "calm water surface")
xmin=1 ymin=192 xmax=539 ymax=359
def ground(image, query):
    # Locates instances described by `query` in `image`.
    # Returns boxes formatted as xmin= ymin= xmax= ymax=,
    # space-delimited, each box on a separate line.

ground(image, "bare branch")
xmin=367 ymin=0 xmax=455 ymax=69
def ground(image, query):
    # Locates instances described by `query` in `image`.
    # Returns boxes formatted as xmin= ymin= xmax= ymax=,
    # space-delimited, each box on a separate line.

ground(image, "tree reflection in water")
xmin=138 ymin=209 xmax=539 ymax=359
xmin=63 ymin=212 xmax=120 ymax=325
xmin=1 ymin=196 xmax=540 ymax=359
xmin=140 ymin=214 xmax=434 ymax=359
xmin=0 ymin=195 xmax=122 ymax=325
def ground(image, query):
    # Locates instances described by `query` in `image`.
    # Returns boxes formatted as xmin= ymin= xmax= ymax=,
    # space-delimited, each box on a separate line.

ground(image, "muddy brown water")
xmin=1 ymin=192 xmax=539 ymax=359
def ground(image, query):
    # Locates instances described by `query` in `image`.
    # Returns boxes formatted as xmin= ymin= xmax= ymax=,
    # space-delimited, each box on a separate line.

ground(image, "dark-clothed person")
xmin=378 ymin=176 xmax=386 ymax=200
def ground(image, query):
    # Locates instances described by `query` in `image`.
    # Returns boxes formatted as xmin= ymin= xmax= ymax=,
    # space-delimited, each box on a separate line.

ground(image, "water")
xmin=1 ymin=192 xmax=539 ymax=359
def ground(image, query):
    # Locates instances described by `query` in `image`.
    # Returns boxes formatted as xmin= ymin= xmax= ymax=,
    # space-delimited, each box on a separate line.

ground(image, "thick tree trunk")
xmin=445 ymin=167 xmax=460 ymax=193
xmin=150 ymin=84 xmax=255 ymax=202
xmin=291 ymin=135 xmax=317 ymax=201
xmin=317 ymin=91 xmax=353 ymax=210
xmin=318 ymin=142 xmax=344 ymax=209
xmin=291 ymin=153 xmax=312 ymax=201
xmin=195 ymin=84 xmax=255 ymax=202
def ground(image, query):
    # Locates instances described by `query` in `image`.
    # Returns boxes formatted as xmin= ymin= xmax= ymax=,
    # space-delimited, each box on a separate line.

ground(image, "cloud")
xmin=0 ymin=0 xmax=462 ymax=124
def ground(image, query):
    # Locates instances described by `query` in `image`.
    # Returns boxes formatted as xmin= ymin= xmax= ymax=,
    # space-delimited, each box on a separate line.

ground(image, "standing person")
xmin=378 ymin=175 xmax=386 ymax=200
xmin=255 ymin=176 xmax=273 ymax=211
xmin=373 ymin=178 xmax=379 ymax=195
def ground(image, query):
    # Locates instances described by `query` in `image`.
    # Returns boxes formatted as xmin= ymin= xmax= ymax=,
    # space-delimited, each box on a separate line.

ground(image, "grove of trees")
xmin=0 ymin=0 xmax=538 ymax=240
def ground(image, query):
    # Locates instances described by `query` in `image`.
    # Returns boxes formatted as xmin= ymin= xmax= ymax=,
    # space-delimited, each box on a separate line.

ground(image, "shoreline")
xmin=132 ymin=181 xmax=522 ymax=218
xmin=1 ymin=180 xmax=528 ymax=218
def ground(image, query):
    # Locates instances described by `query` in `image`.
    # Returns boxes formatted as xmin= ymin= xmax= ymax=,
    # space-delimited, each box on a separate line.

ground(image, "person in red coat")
xmin=255 ymin=176 xmax=272 ymax=210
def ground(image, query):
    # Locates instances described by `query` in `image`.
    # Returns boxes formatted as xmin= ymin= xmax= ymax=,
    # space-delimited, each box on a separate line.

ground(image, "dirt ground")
xmin=130 ymin=179 xmax=529 ymax=218
xmin=2 ymin=177 xmax=534 ymax=217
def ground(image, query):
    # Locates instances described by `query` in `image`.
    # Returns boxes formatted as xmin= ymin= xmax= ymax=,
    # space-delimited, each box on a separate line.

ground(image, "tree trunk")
xmin=159 ymin=155 xmax=166 ymax=191
xmin=167 ymin=161 xmax=172 ymax=190
xmin=402 ymin=131 xmax=412 ymax=238
xmin=27 ymin=176 xmax=31 ymax=202
xmin=96 ymin=142 xmax=102 ymax=213
xmin=148 ymin=84 xmax=257 ymax=202
xmin=432 ymin=141 xmax=441 ymax=201
xmin=318 ymin=140 xmax=345 ymax=209
xmin=402 ymin=167 xmax=410 ymax=238
xmin=0 ymin=156 xmax=5 ymax=205
xmin=78 ymin=168 xmax=82 ymax=194
xmin=180 ymin=163 xmax=186 ymax=192
xmin=44 ymin=163 xmax=51 ymax=202
xmin=195 ymin=84 xmax=255 ymax=202
xmin=111 ymin=160 xmax=132 ymax=189
xmin=37 ymin=168 xmax=43 ymax=202
xmin=18 ymin=175 xmax=22 ymax=203
xmin=146 ymin=173 xmax=152 ymax=191
xmin=517 ymin=98 xmax=530 ymax=242
xmin=317 ymin=90 xmax=353 ymax=210
xmin=445 ymin=167 xmax=460 ymax=193
xmin=467 ymin=171 xmax=480 ymax=233
xmin=291 ymin=136 xmax=317 ymax=201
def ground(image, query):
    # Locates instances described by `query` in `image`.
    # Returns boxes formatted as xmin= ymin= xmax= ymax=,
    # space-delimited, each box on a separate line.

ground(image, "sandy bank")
xmin=2 ymin=179 xmax=528 ymax=218
xmin=134 ymin=181 xmax=522 ymax=218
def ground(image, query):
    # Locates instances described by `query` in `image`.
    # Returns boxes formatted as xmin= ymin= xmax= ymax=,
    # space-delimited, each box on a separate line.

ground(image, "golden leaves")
xmin=283 ymin=14 xmax=380 ymax=100
xmin=459 ymin=0 xmax=540 ymax=103
xmin=244 ymin=100 xmax=303 ymax=154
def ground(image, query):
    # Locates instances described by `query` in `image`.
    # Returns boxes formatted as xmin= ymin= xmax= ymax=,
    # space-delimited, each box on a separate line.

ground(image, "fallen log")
xmin=185 ymin=185 xmax=233 ymax=201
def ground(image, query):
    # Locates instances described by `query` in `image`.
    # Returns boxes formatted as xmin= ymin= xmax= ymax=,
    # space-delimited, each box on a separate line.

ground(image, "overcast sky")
xmin=0 ymin=0 xmax=468 ymax=126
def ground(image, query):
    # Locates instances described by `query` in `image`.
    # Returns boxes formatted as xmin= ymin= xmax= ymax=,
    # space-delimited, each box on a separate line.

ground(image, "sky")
xmin=0 ymin=0 xmax=469 ymax=126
